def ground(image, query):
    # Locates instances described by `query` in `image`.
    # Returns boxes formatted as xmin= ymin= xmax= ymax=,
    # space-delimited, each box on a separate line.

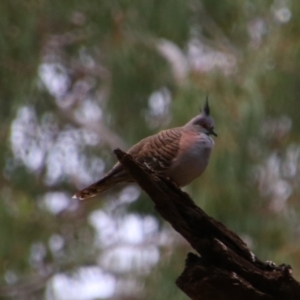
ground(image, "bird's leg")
xmin=165 ymin=176 xmax=180 ymax=188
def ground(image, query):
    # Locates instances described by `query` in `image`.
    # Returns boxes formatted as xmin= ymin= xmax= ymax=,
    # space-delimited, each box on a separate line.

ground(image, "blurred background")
xmin=1 ymin=0 xmax=300 ymax=299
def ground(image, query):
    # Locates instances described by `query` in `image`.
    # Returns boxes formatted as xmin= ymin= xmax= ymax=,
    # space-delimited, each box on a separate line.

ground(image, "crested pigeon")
xmin=73 ymin=99 xmax=217 ymax=200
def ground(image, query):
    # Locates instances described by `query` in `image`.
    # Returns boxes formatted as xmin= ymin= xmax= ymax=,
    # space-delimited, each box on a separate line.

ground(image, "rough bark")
xmin=114 ymin=148 xmax=300 ymax=300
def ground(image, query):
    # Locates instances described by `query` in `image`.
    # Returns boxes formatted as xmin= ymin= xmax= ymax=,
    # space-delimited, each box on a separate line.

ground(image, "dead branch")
xmin=114 ymin=148 xmax=300 ymax=300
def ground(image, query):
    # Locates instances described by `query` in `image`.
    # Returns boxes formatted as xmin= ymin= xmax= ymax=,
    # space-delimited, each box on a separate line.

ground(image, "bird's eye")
xmin=199 ymin=121 xmax=207 ymax=128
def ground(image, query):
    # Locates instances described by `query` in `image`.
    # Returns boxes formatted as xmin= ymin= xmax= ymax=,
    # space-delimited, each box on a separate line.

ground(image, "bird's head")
xmin=185 ymin=97 xmax=217 ymax=137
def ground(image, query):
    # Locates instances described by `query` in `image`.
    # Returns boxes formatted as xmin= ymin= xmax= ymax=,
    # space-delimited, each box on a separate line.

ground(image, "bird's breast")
xmin=166 ymin=133 xmax=213 ymax=187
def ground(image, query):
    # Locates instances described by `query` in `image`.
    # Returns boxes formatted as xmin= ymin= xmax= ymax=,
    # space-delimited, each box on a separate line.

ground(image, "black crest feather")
xmin=204 ymin=95 xmax=210 ymax=116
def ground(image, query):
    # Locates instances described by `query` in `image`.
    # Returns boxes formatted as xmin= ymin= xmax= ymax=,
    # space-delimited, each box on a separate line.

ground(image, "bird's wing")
xmin=73 ymin=128 xmax=182 ymax=200
xmin=128 ymin=127 xmax=182 ymax=174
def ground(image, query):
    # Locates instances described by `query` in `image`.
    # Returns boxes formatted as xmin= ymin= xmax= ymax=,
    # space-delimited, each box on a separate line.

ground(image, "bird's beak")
xmin=209 ymin=130 xmax=217 ymax=137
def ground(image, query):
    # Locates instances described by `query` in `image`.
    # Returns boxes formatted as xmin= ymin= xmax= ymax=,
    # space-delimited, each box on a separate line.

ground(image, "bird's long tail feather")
xmin=73 ymin=171 xmax=125 ymax=200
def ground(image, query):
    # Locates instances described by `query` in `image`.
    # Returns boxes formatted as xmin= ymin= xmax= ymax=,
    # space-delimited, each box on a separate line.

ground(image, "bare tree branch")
xmin=114 ymin=148 xmax=300 ymax=300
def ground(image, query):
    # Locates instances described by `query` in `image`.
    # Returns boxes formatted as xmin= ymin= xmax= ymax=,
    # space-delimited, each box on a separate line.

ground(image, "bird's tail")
xmin=73 ymin=171 xmax=126 ymax=200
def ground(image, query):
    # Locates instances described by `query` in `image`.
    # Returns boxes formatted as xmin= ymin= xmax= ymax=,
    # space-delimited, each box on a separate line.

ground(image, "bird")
xmin=73 ymin=98 xmax=217 ymax=200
